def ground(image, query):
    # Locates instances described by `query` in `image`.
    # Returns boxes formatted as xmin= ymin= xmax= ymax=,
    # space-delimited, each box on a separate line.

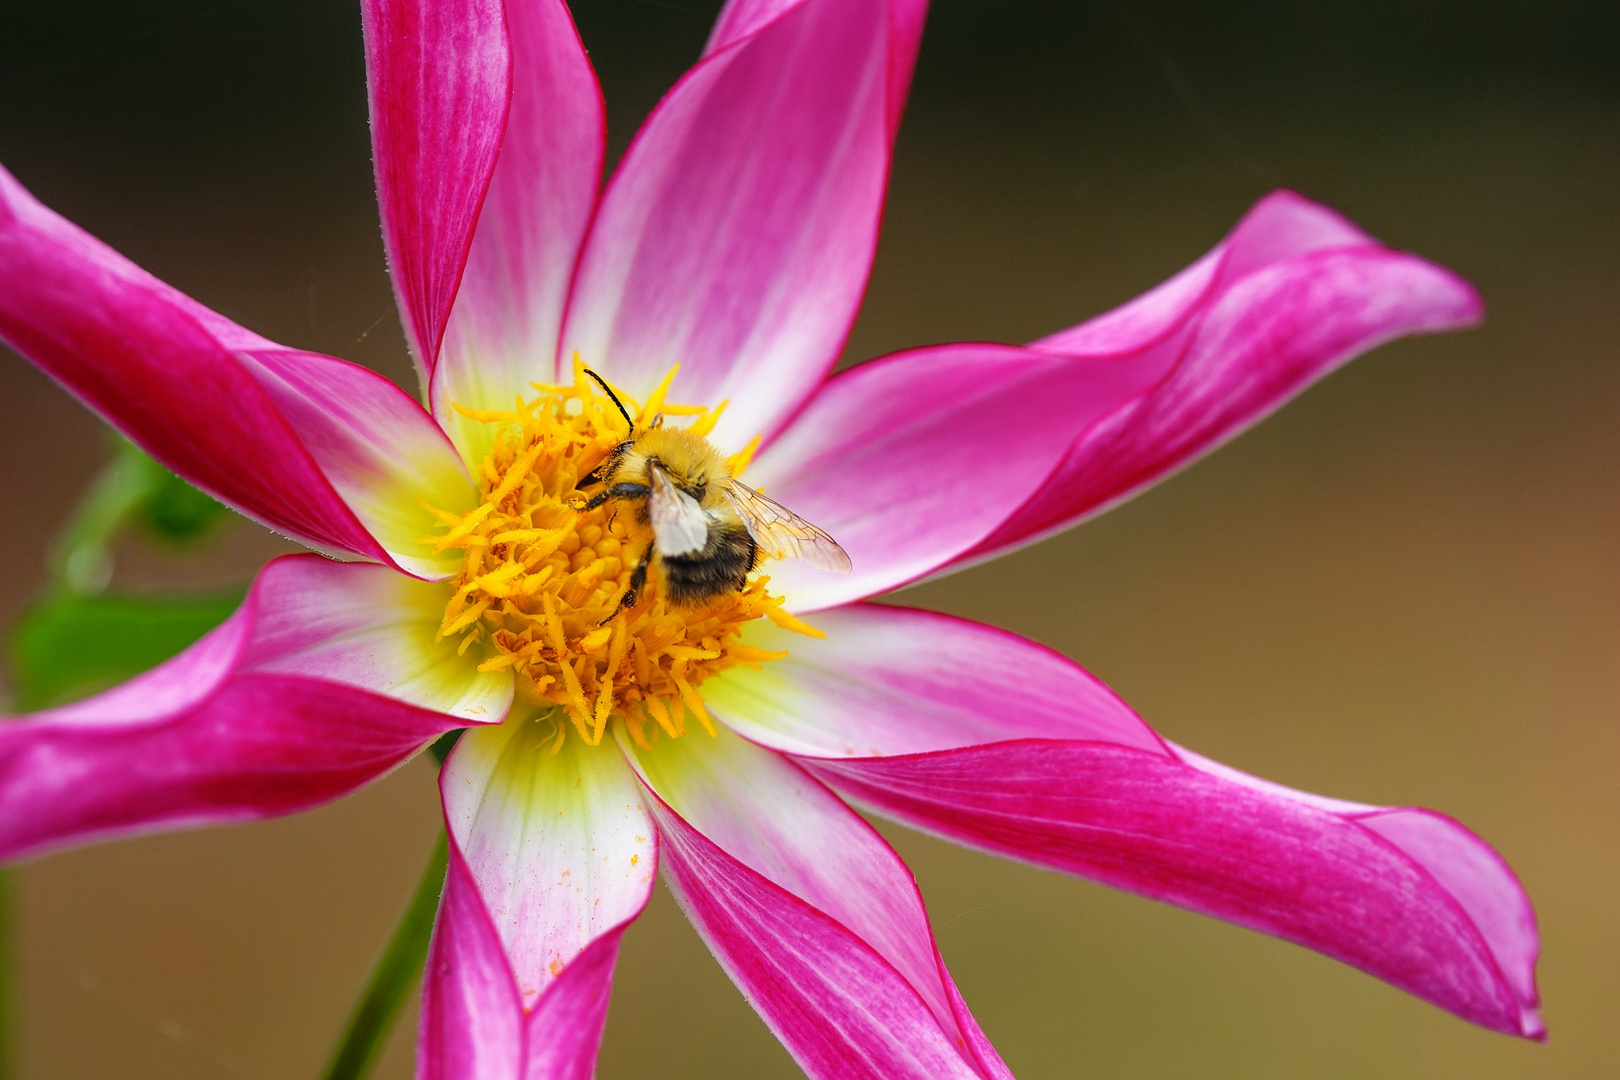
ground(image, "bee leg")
xmin=603 ymin=549 xmax=652 ymax=625
xmin=577 ymin=441 xmax=633 ymax=491
xmin=581 ymin=482 xmax=650 ymax=512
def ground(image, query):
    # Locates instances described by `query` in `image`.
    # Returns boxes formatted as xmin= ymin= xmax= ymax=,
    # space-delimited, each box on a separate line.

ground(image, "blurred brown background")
xmin=2 ymin=0 xmax=1617 ymax=1076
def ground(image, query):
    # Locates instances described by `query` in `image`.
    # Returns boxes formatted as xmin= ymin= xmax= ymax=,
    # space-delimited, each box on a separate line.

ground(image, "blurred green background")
xmin=2 ymin=0 xmax=1617 ymax=1076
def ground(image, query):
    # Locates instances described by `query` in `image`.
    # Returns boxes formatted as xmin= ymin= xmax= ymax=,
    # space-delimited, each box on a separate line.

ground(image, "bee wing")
xmin=726 ymin=483 xmax=852 ymax=574
xmin=648 ymin=465 xmax=709 ymax=556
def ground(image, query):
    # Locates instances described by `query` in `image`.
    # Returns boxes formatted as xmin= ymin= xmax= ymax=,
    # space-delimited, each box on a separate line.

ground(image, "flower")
xmin=0 ymin=0 xmax=1541 ymax=1074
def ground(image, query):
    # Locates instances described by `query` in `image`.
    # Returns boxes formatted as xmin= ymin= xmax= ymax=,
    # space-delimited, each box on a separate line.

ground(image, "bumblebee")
xmin=577 ymin=370 xmax=850 ymax=614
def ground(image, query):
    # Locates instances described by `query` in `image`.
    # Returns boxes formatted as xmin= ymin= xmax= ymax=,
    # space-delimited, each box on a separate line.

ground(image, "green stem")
xmin=49 ymin=438 xmax=163 ymax=596
xmin=321 ymin=832 xmax=449 ymax=1080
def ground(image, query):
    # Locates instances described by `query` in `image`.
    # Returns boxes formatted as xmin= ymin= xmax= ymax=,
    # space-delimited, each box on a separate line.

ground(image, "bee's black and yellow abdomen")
xmin=661 ymin=521 xmax=759 ymax=605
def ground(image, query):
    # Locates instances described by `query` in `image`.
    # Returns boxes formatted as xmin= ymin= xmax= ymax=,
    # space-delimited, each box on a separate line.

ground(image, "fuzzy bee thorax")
xmin=607 ymin=426 xmax=734 ymax=506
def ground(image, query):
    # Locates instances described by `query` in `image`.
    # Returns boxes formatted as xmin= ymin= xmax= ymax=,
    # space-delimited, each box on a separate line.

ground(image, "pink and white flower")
xmin=0 ymin=0 xmax=1540 ymax=1075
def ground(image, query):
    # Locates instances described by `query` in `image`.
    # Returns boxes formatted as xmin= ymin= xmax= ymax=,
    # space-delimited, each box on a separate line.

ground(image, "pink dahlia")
xmin=0 ymin=0 xmax=1540 ymax=1075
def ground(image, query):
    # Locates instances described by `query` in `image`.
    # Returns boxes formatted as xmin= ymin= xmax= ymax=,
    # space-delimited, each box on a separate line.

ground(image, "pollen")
xmin=422 ymin=359 xmax=807 ymax=751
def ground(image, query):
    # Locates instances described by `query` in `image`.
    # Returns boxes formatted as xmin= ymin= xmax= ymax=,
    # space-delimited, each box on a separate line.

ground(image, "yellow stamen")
xmin=726 ymin=434 xmax=763 ymax=478
xmin=686 ymin=399 xmax=728 ymax=438
xmin=592 ymin=664 xmax=614 ymax=745
xmin=442 ymin=596 xmax=493 ymax=638
xmin=431 ymin=503 xmax=495 ymax=551
xmin=420 ymin=365 xmax=799 ymax=749
xmin=644 ymin=692 xmax=678 ymax=738
xmin=639 ymin=364 xmax=681 ymax=423
xmin=765 ymin=603 xmax=827 ymax=639
xmin=452 ymin=401 xmax=524 ymax=424
xmin=624 ymin=710 xmax=654 ymax=751
xmin=418 ymin=499 xmax=464 ymax=526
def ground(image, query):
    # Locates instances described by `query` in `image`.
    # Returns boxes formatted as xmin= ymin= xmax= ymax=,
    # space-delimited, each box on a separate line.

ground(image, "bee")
xmin=576 ymin=369 xmax=850 ymax=616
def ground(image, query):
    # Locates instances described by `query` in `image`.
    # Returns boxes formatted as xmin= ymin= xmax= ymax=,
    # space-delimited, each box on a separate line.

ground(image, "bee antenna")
xmin=582 ymin=367 xmax=636 ymax=432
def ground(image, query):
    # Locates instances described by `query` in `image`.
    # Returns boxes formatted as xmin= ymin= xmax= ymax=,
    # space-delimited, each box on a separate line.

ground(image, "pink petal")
xmin=705 ymin=0 xmax=809 ymax=51
xmin=418 ymin=847 xmax=525 ymax=1080
xmin=0 ymin=165 xmax=476 ymax=576
xmin=561 ymin=0 xmax=928 ymax=449
xmin=728 ymin=606 xmax=1540 ymax=1037
xmin=746 ymin=344 xmax=1149 ymax=610
xmin=435 ymin=0 xmax=605 ymax=461
xmin=0 ymin=556 xmax=509 ymax=863
xmin=965 ymin=190 xmax=1485 ymax=565
xmin=0 ymin=167 xmax=372 ymax=563
xmin=754 ymin=191 xmax=1483 ymax=609
xmin=236 ymin=349 xmax=475 ymax=578
xmin=238 ymin=555 xmax=513 ymax=721
xmin=621 ymin=726 xmax=1010 ymax=1080
xmin=706 ymin=602 xmax=1163 ymax=756
xmin=812 ymin=744 xmax=1541 ymax=1039
xmin=517 ymin=927 xmax=627 ymax=1080
xmin=362 ymin=0 xmax=511 ymax=378
xmin=704 ymin=0 xmax=927 ymax=130
xmin=441 ymin=717 xmax=655 ymax=1010
xmin=421 ymin=720 xmax=655 ymax=1079
xmin=419 ymin=843 xmax=634 ymax=1080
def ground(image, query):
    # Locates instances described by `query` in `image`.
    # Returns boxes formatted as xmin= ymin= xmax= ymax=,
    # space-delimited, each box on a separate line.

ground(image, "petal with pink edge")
xmin=441 ymin=714 xmax=655 ymax=1009
xmin=621 ymin=725 xmax=1010 ymax=1080
xmin=562 ymin=0 xmax=928 ymax=449
xmin=362 ymin=0 xmax=511 ymax=378
xmin=0 ymin=556 xmax=509 ymax=863
xmin=812 ymin=743 xmax=1541 ymax=1039
xmin=723 ymin=605 xmax=1540 ymax=1037
xmin=961 ymin=190 xmax=1485 ymax=565
xmin=420 ymin=842 xmax=635 ymax=1080
xmin=706 ymin=602 xmax=1163 ymax=756
xmin=236 ymin=349 xmax=474 ymax=578
xmin=418 ymin=847 xmax=525 ymax=1080
xmin=0 ymin=165 xmax=475 ymax=576
xmin=239 ymin=555 xmax=513 ymax=721
xmin=754 ymin=191 xmax=1482 ymax=609
xmin=434 ymin=0 xmax=605 ymax=466
xmin=704 ymin=0 xmax=927 ymax=130
xmin=745 ymin=344 xmax=1158 ymax=611
xmin=420 ymin=716 xmax=655 ymax=1078
xmin=0 ymin=167 xmax=375 ymax=563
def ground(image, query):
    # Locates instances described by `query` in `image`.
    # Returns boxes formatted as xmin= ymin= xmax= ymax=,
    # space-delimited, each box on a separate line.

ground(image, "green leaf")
xmin=137 ymin=461 xmax=228 ymax=544
xmin=428 ymin=728 xmax=464 ymax=764
xmin=7 ymin=590 xmax=244 ymax=712
xmin=47 ymin=441 xmax=224 ymax=595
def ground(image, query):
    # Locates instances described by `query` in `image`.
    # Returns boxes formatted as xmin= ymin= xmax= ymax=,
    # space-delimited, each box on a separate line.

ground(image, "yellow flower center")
xmin=421 ymin=362 xmax=818 ymax=752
